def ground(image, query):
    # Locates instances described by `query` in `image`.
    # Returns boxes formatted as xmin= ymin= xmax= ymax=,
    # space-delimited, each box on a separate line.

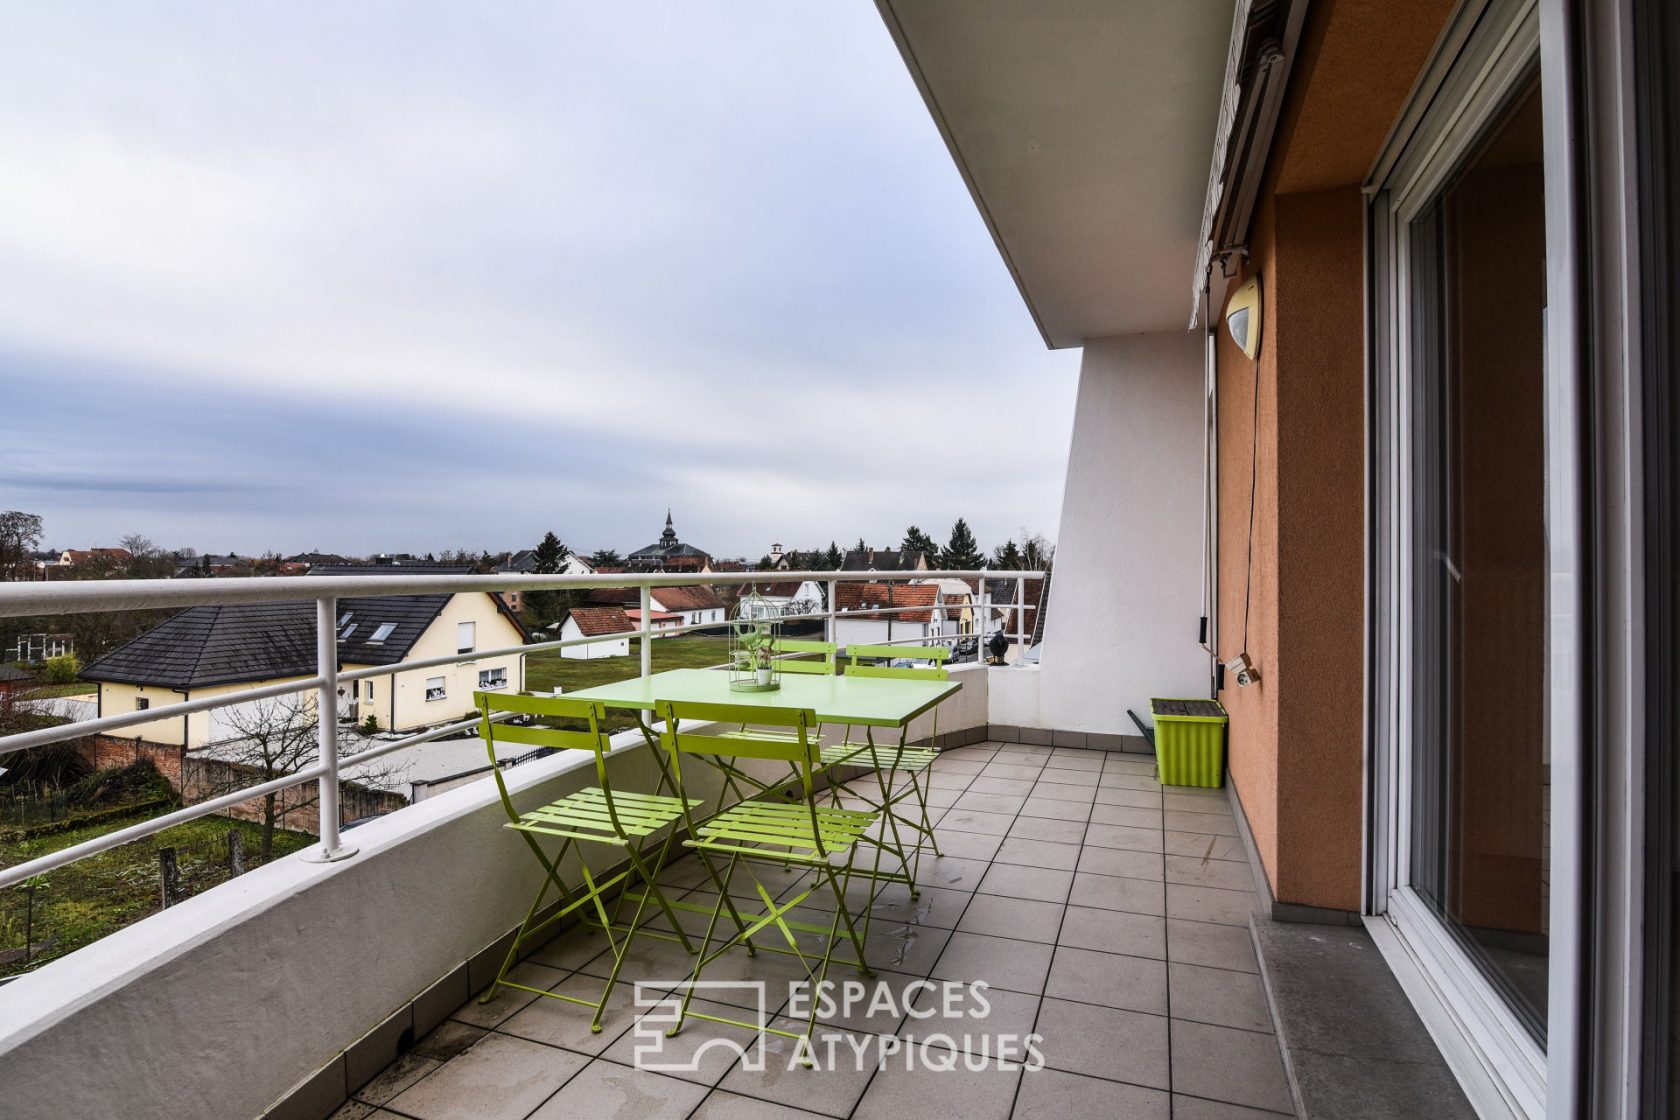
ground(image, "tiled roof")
xmin=756 ymin=581 xmax=808 ymax=598
xmin=84 ymin=593 xmax=523 ymax=689
xmin=562 ymin=606 xmax=635 ymax=637
xmin=63 ymin=548 xmax=132 ymax=564
xmin=652 ymin=585 xmax=725 ymax=612
xmin=834 ymin=582 xmax=940 ymax=623
xmin=586 ymin=584 xmax=724 ymax=611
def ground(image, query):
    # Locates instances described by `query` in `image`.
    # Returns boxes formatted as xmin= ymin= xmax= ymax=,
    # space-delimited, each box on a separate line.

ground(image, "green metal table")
xmin=565 ymin=667 xmax=962 ymax=956
xmin=565 ymin=667 xmax=960 ymax=728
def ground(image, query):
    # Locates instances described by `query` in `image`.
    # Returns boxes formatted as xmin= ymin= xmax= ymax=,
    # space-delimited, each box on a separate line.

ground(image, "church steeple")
xmin=661 ymin=510 xmax=677 ymax=545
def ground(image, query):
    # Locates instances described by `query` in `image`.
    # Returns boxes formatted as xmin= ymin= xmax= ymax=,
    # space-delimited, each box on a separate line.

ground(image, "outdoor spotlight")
xmin=1228 ymin=651 xmax=1260 ymax=688
xmin=1224 ymin=274 xmax=1262 ymax=359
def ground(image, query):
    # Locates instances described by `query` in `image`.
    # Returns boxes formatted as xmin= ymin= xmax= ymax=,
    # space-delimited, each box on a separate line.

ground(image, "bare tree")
xmin=201 ymin=696 xmax=399 ymax=859
xmin=0 ymin=511 xmax=44 ymax=581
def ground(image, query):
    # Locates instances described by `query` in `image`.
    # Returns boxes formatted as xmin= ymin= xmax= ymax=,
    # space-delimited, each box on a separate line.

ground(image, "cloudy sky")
xmin=0 ymin=2 xmax=1079 ymax=561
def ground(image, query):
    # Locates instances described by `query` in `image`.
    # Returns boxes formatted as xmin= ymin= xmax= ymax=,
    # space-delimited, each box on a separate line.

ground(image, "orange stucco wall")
xmin=1216 ymin=0 xmax=1457 ymax=913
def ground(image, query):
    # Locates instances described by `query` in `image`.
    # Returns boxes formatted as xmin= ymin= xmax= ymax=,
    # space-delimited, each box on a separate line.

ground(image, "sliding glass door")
xmin=1365 ymin=2 xmax=1565 ymax=1115
xmin=1406 ymin=74 xmax=1552 ymax=1039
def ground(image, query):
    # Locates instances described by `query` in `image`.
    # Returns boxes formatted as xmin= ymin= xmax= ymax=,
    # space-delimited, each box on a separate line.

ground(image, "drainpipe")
xmin=1202 ymin=270 xmax=1220 ymax=697
xmin=174 ymin=688 xmax=190 ymax=749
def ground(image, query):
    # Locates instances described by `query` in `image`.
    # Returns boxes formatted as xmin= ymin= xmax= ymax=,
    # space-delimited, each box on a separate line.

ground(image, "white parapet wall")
xmin=1004 ymin=330 xmax=1212 ymax=735
xmin=0 ymin=670 xmax=992 ymax=1120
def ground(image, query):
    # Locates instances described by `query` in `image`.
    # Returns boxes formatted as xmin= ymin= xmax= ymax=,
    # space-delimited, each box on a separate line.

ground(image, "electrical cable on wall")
xmin=1242 ymin=335 xmax=1260 ymax=654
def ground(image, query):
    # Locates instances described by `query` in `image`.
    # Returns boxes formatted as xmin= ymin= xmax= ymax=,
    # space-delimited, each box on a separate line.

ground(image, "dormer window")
xmin=368 ymin=623 xmax=397 ymax=644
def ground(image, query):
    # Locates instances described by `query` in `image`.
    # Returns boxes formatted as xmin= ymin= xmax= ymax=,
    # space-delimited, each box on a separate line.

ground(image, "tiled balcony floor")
xmin=336 ymin=742 xmax=1294 ymax=1120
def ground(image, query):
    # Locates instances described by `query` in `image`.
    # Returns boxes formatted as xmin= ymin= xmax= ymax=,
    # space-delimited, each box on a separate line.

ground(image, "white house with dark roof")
xmin=82 ymin=592 xmax=528 ymax=747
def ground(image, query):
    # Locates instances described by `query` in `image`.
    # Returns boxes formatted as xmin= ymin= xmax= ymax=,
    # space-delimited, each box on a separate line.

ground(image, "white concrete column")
xmin=994 ymin=330 xmax=1208 ymax=734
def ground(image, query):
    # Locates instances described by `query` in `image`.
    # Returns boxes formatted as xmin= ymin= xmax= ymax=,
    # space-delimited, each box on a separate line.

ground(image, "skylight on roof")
xmin=339 ymin=623 xmax=356 ymax=641
xmin=368 ymin=623 xmax=397 ymax=643
xmin=338 ymin=612 xmax=353 ymax=627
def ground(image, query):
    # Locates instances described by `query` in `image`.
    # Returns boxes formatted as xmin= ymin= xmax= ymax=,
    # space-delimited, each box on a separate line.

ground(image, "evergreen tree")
xmin=940 ymin=518 xmax=984 ymax=570
xmin=525 ymin=532 xmax=568 ymax=623
xmin=991 ymin=538 xmax=1024 ymax=569
xmin=587 ymin=548 xmax=623 ymax=568
xmin=900 ymin=525 xmax=939 ymax=563
xmin=822 ymin=541 xmax=844 ymax=570
xmin=532 ymin=532 xmax=566 ymax=573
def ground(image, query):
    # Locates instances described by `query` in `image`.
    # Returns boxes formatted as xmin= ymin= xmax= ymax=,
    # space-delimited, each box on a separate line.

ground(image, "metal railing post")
xmin=1015 ymin=576 xmax=1027 ymax=664
xmin=639 ymin=585 xmax=652 ymax=678
xmin=303 ymin=596 xmax=356 ymax=863
xmin=826 ymin=578 xmax=838 ymax=647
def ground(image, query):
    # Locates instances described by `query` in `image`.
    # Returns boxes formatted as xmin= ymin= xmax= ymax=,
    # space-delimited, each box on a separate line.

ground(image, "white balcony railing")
xmin=0 ymin=568 xmax=1043 ymax=892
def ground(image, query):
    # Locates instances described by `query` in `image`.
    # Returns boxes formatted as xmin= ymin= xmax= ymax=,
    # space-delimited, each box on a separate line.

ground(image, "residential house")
xmin=0 ymin=664 xmax=35 ymax=698
xmin=841 ymin=547 xmax=927 ymax=572
xmin=491 ymin=549 xmax=592 ymax=613
xmin=283 ymin=553 xmax=352 ymax=569
xmin=742 ymin=579 xmax=825 ymax=620
xmin=555 ymin=606 xmax=633 ymax=660
xmin=586 ymin=584 xmax=726 ymax=632
xmin=33 ymin=547 xmax=131 ymax=578
xmin=831 ymin=581 xmax=949 ymax=649
xmin=918 ymin=577 xmax=974 ymax=634
xmin=625 ymin=512 xmax=712 ymax=573
xmin=82 ymin=592 xmax=527 ymax=747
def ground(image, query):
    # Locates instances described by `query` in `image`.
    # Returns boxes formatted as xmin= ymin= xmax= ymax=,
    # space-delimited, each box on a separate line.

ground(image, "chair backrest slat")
xmin=772 ymin=638 xmax=836 ymax=676
xmin=656 ymin=698 xmax=826 ymax=854
xmin=843 ymin=643 xmax=951 ymax=681
xmin=474 ymin=691 xmax=616 ymax=832
xmin=844 ymin=663 xmax=948 ymax=681
xmin=655 ymin=700 xmax=819 ymax=764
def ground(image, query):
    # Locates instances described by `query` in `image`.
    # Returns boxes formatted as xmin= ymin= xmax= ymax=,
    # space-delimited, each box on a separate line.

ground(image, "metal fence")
xmin=0 ymin=567 xmax=1045 ymax=890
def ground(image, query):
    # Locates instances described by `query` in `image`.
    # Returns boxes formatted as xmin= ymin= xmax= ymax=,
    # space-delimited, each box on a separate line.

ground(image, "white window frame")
xmin=457 ymin=621 xmax=475 ymax=656
xmin=477 ymin=667 xmax=508 ymax=691
xmin=424 ymin=677 xmax=446 ymax=702
xmin=1363 ymin=2 xmax=1585 ymax=1117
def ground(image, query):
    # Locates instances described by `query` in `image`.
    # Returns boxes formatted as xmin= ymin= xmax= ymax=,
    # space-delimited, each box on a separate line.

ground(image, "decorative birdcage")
xmin=729 ymin=593 xmax=781 ymax=692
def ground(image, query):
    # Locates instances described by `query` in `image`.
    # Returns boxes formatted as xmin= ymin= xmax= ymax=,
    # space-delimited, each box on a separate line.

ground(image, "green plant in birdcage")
xmin=729 ymin=592 xmax=782 ymax=692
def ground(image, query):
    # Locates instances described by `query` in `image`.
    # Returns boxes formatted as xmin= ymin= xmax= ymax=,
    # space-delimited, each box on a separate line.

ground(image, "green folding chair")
xmin=473 ymin=691 xmax=702 ymax=1033
xmin=820 ymin=644 xmax=952 ymax=889
xmin=770 ymin=638 xmax=836 ymax=675
xmin=656 ymin=699 xmax=879 ymax=1062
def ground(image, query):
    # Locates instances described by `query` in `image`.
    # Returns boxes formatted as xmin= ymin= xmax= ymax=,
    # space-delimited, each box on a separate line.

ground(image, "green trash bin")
xmin=1149 ymin=698 xmax=1228 ymax=788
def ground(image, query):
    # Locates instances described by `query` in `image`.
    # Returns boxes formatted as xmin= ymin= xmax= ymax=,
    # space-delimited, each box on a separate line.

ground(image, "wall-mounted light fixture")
xmin=1225 ymin=274 xmax=1262 ymax=359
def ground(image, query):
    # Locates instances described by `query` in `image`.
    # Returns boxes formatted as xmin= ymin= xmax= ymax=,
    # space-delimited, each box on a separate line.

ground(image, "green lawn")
xmin=19 ymin=681 xmax=96 ymax=699
xmin=523 ymin=636 xmax=731 ymax=732
xmin=0 ymin=808 xmax=312 ymax=977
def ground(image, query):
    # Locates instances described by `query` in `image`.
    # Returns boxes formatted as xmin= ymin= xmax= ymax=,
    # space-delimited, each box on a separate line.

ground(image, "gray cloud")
xmin=0 ymin=3 xmax=1078 ymax=558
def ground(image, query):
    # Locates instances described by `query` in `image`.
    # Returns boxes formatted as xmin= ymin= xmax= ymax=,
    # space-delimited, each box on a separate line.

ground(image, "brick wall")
xmin=77 ymin=735 xmax=405 ymax=836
